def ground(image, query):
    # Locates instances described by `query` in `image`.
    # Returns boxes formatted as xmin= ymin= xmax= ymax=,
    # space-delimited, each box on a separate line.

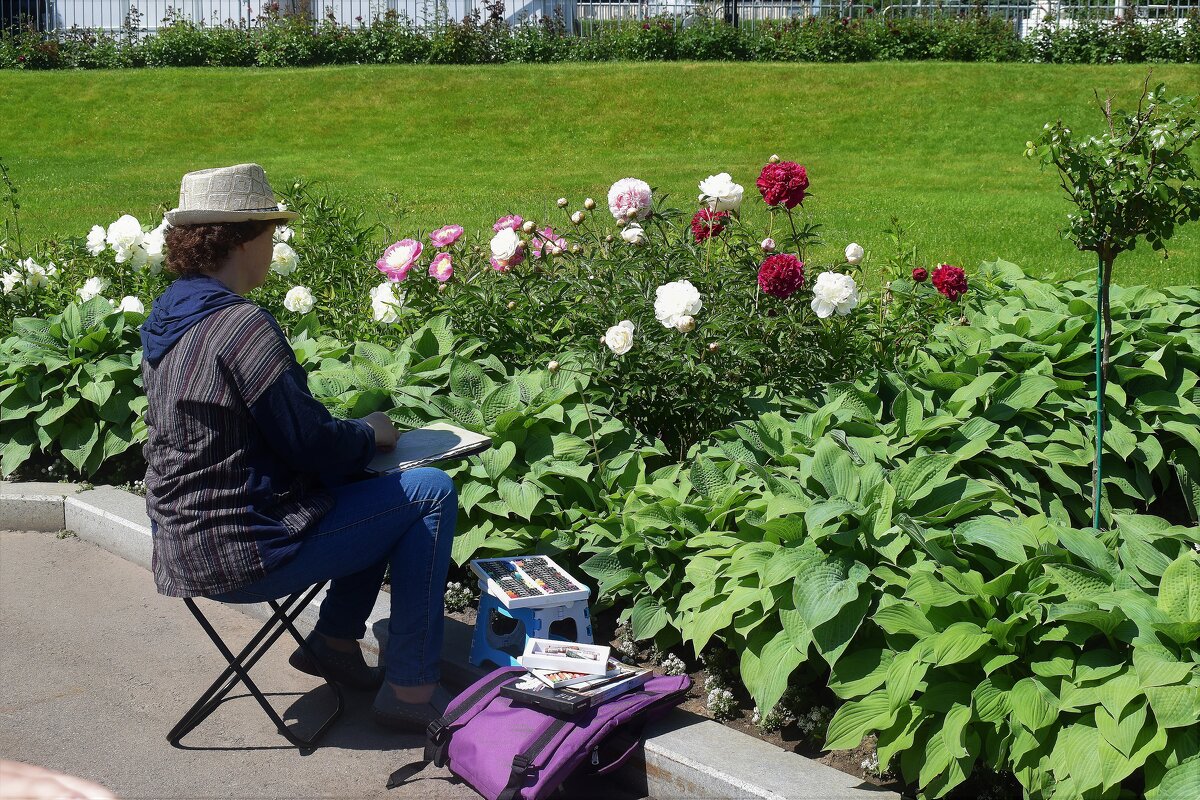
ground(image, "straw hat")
xmin=164 ymin=164 xmax=299 ymax=226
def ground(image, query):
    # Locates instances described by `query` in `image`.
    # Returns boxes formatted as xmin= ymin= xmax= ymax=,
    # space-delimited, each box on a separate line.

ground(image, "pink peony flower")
xmin=429 ymin=252 xmax=453 ymax=282
xmin=493 ymin=215 xmax=524 ymax=232
xmin=376 ymin=239 xmax=423 ymax=281
xmin=757 ymin=254 xmax=806 ymax=299
xmin=607 ymin=178 xmax=653 ymax=222
xmin=756 ymin=161 xmax=810 ymax=209
xmin=691 ymin=208 xmax=729 ymax=242
xmin=531 ymin=226 xmax=566 ymax=259
xmin=912 ymin=267 xmax=928 ymax=282
xmin=932 ymin=264 xmax=968 ymax=300
xmin=430 ymin=224 xmax=463 ymax=248
xmin=490 ymin=249 xmax=525 ymax=272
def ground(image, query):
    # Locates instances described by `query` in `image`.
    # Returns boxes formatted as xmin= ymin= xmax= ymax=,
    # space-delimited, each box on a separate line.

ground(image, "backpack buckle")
xmin=426 ymin=719 xmax=448 ymax=744
xmin=510 ymin=754 xmax=532 ymax=774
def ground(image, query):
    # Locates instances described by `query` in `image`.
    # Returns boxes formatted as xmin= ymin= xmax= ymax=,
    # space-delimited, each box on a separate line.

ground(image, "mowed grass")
xmin=2 ymin=62 xmax=1198 ymax=287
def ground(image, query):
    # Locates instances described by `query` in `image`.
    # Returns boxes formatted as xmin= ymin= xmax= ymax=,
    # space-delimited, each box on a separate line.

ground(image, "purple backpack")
xmin=388 ymin=667 xmax=691 ymax=800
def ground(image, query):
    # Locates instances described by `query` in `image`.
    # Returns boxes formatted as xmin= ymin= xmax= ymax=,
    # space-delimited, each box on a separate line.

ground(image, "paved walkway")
xmin=0 ymin=530 xmax=639 ymax=800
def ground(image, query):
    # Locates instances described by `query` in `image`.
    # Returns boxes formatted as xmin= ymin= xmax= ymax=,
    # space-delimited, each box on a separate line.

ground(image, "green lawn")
xmin=2 ymin=62 xmax=1199 ymax=287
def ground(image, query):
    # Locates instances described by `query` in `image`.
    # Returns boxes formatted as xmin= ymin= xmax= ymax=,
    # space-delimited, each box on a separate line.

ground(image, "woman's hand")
xmin=0 ymin=760 xmax=117 ymax=799
xmin=362 ymin=412 xmax=399 ymax=452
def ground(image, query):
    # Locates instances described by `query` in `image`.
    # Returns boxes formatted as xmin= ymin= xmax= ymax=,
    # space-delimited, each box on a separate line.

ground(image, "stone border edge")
xmin=1 ymin=481 xmax=897 ymax=800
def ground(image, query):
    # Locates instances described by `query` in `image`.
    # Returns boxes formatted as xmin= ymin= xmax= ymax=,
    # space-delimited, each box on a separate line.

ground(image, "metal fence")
xmin=2 ymin=0 xmax=1197 ymax=35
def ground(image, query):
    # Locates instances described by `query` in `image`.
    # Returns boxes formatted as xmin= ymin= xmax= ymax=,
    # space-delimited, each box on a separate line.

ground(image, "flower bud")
xmin=616 ymin=218 xmax=627 ymax=228
xmin=760 ymin=237 xmax=775 ymax=253
xmin=521 ymin=220 xmax=536 ymax=233
xmin=438 ymin=283 xmax=448 ymax=293
xmin=707 ymin=342 xmax=719 ymax=352
xmin=548 ymin=359 xmax=560 ymax=372
xmin=571 ymin=211 xmax=585 ymax=225
xmin=506 ymin=300 xmax=516 ymax=310
xmin=570 ymin=244 xmax=582 ymax=254
xmin=768 ymin=154 xmax=781 ymax=164
xmin=557 ymin=197 xmax=569 ymax=208
xmin=674 ymin=315 xmax=695 ymax=333
xmin=845 ymin=242 xmax=864 ymax=265
xmin=584 ymin=198 xmax=596 ymax=210
xmin=604 ymin=235 xmax=614 ymax=243
xmin=625 ymin=208 xmax=638 ymax=220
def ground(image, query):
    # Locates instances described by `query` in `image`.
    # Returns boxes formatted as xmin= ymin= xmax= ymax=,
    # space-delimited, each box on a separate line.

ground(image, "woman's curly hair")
xmin=164 ymin=220 xmax=276 ymax=277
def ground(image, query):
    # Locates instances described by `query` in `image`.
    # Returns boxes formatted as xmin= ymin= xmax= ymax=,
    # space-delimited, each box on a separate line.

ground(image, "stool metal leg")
xmin=167 ymin=583 xmax=345 ymax=748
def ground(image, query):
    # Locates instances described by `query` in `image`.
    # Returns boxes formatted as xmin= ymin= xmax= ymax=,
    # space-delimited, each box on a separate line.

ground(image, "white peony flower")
xmin=607 ymin=178 xmax=653 ymax=222
xmin=761 ymin=237 xmax=775 ymax=253
xmin=674 ymin=315 xmax=696 ymax=333
xmin=2 ymin=270 xmax=21 ymax=294
xmin=284 ymin=285 xmax=315 ymax=314
xmin=117 ymin=295 xmax=145 ymax=314
xmin=621 ymin=223 xmax=646 ymax=245
xmin=698 ymin=172 xmax=744 ymax=212
xmin=844 ymin=243 xmax=864 ymax=265
xmin=274 ymin=225 xmax=294 ymax=243
xmin=20 ymin=258 xmax=56 ymax=291
xmin=370 ymin=281 xmax=404 ymax=323
xmin=76 ymin=276 xmax=108 ymax=302
xmin=489 ymin=228 xmax=522 ymax=265
xmin=143 ymin=221 xmax=169 ymax=273
xmin=270 ymin=242 xmax=298 ymax=276
xmin=604 ymin=320 xmax=635 ymax=355
xmin=654 ymin=279 xmax=703 ymax=329
xmin=106 ymin=214 xmax=145 ymax=263
xmin=810 ymin=271 xmax=860 ymax=318
xmin=86 ymin=225 xmax=107 ymax=256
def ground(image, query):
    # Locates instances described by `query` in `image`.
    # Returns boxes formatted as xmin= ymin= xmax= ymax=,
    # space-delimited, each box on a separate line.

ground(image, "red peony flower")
xmin=932 ymin=263 xmax=968 ymax=301
xmin=912 ymin=267 xmax=928 ymax=282
xmin=757 ymin=254 xmax=806 ymax=299
xmin=756 ymin=161 xmax=809 ymax=209
xmin=691 ymin=208 xmax=729 ymax=242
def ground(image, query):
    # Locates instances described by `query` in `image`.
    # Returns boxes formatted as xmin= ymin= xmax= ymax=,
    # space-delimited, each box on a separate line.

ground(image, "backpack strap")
xmin=497 ymin=718 xmax=571 ymax=800
xmin=426 ymin=668 xmax=523 ymax=767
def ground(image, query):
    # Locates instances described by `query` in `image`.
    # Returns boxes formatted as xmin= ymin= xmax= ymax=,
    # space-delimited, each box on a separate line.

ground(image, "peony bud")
xmin=506 ymin=300 xmax=517 ymax=310
xmin=707 ymin=342 xmax=719 ymax=352
xmin=616 ymin=218 xmax=627 ymax=228
xmin=760 ymin=237 xmax=775 ymax=253
xmin=438 ymin=283 xmax=448 ymax=293
xmin=845 ymin=243 xmax=864 ymax=265
xmin=912 ymin=267 xmax=928 ymax=282
xmin=768 ymin=154 xmax=781 ymax=164
xmin=584 ymin=198 xmax=596 ymax=210
xmin=521 ymin=220 xmax=536 ymax=233
xmin=548 ymin=359 xmax=560 ymax=372
xmin=570 ymin=244 xmax=582 ymax=254
xmin=674 ymin=315 xmax=696 ymax=333
xmin=571 ymin=211 xmax=585 ymax=225
xmin=625 ymin=207 xmax=638 ymax=220
xmin=556 ymin=197 xmax=568 ymax=208
xmin=604 ymin=235 xmax=614 ymax=243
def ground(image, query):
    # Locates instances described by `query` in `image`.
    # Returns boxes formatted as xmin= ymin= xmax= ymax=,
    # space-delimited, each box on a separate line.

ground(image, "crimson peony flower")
xmin=912 ymin=267 xmax=928 ymax=282
xmin=932 ymin=263 xmax=968 ymax=300
xmin=691 ymin=208 xmax=729 ymax=242
xmin=757 ymin=254 xmax=806 ymax=299
xmin=756 ymin=161 xmax=810 ymax=209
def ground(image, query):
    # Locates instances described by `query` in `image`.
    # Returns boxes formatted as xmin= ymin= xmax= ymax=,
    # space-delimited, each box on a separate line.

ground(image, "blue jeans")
xmin=212 ymin=467 xmax=457 ymax=687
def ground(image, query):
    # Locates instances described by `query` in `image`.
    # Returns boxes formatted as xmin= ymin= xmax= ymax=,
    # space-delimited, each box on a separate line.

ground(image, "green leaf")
xmin=478 ymin=440 xmax=517 ymax=481
xmin=496 ymin=477 xmax=545 ymax=521
xmin=809 ymin=436 xmax=858 ymax=499
xmin=630 ymin=596 xmax=670 ymax=641
xmin=449 ymin=356 xmax=489 ymax=402
xmin=974 ymin=676 xmax=1013 ymax=724
xmin=1145 ymin=685 xmax=1200 ymax=729
xmin=825 ymin=691 xmax=896 ymax=751
xmin=954 ymin=517 xmax=1036 ymax=564
xmin=1011 ymin=677 xmax=1059 ymax=732
xmin=828 ymin=648 xmax=894 ymax=700
xmin=1156 ymin=755 xmax=1200 ymax=800
xmin=1096 ymin=699 xmax=1147 ymax=758
xmin=740 ymin=627 xmax=806 ymax=715
xmin=987 ymin=375 xmax=1058 ymax=421
xmin=891 ymin=454 xmax=960 ymax=508
xmin=793 ymin=557 xmax=868 ymax=631
xmin=885 ymin=649 xmax=928 ymax=711
xmin=1157 ymin=552 xmax=1200 ymax=622
xmin=930 ymin=622 xmax=992 ymax=667
xmin=690 ymin=455 xmax=732 ymax=501
xmin=874 ymin=601 xmax=938 ymax=638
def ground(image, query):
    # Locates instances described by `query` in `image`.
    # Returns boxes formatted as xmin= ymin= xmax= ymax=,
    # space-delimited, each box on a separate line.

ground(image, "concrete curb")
xmin=2 ymin=481 xmax=898 ymax=800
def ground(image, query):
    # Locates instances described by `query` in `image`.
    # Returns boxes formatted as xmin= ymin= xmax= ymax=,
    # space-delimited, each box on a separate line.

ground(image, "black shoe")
xmin=289 ymin=632 xmax=384 ymax=691
xmin=371 ymin=685 xmax=452 ymax=733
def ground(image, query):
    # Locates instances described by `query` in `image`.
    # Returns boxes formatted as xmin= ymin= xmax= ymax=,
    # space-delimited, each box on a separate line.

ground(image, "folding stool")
xmin=167 ymin=581 xmax=344 ymax=748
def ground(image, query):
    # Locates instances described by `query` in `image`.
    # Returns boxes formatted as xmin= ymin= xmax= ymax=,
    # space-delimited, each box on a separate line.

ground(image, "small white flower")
xmin=76 ymin=276 xmax=108 ymax=302
xmin=570 ymin=211 xmax=585 ymax=225
xmin=489 ymin=228 xmax=522 ymax=264
xmin=760 ymin=237 xmax=775 ymax=253
xmin=283 ymin=285 xmax=315 ymax=314
xmin=607 ymin=178 xmax=653 ymax=222
xmin=810 ymin=271 xmax=860 ymax=318
xmin=106 ymin=214 xmax=145 ymax=263
xmin=274 ymin=225 xmax=294 ymax=243
xmin=604 ymin=320 xmax=635 ymax=355
xmin=117 ymin=295 xmax=144 ymax=314
xmin=2 ymin=270 xmax=21 ymax=294
xmin=86 ymin=225 xmax=107 ymax=256
xmin=844 ymin=243 xmax=864 ymax=265
xmin=370 ymin=281 xmax=403 ymax=323
xmin=621 ymin=223 xmax=646 ymax=245
xmin=270 ymin=242 xmax=299 ymax=276
xmin=698 ymin=172 xmax=744 ymax=212
xmin=654 ymin=279 xmax=703 ymax=329
xmin=674 ymin=315 xmax=695 ymax=333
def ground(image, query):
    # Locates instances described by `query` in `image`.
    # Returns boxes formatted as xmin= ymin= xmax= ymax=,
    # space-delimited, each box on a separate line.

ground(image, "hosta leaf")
xmin=353 ymin=340 xmax=395 ymax=368
xmin=478 ymin=440 xmax=517 ymax=481
xmin=1155 ymin=754 xmax=1200 ymax=800
xmin=481 ymin=381 xmax=523 ymax=427
xmin=630 ymin=596 xmax=670 ymax=641
xmin=1096 ymin=699 xmax=1148 ymax=758
xmin=942 ymin=702 xmax=972 ymax=759
xmin=689 ymin=455 xmax=732 ymax=501
xmin=496 ymin=477 xmax=544 ymax=521
xmin=987 ymin=374 xmax=1058 ymax=421
xmin=885 ymin=649 xmax=928 ymax=711
xmin=449 ymin=357 xmax=489 ymax=403
xmin=1098 ymin=718 xmax=1169 ymax=792
xmin=1145 ymin=685 xmax=1200 ymax=729
xmin=1050 ymin=719 xmax=1103 ymax=795
xmin=1046 ymin=564 xmax=1112 ymax=601
xmin=778 ymin=607 xmax=812 ymax=655
xmin=1011 ymin=677 xmax=1059 ymax=732
xmin=793 ymin=557 xmax=868 ymax=631
xmin=1133 ymin=646 xmax=1193 ymax=688
xmin=874 ymin=601 xmax=938 ymax=638
xmin=891 ymin=454 xmax=960 ymax=508
xmin=1098 ymin=670 xmax=1142 ymax=719
xmin=740 ymin=627 xmax=806 ymax=715
xmin=905 ymin=571 xmax=967 ymax=608
xmin=432 ymin=394 xmax=484 ymax=429
xmin=811 ymin=591 xmax=871 ymax=668
xmin=58 ymin=420 xmax=100 ymax=472
xmin=825 ymin=690 xmax=895 ymax=751
xmin=1157 ymin=552 xmax=1200 ymax=622
xmin=930 ymin=622 xmax=992 ymax=667
xmin=954 ymin=516 xmax=1035 ymax=564
xmin=974 ymin=676 xmax=1014 ymax=724
xmin=809 ymin=436 xmax=859 ymax=499
xmin=457 ymin=480 xmax=492 ymax=515
xmin=828 ymin=648 xmax=894 ymax=700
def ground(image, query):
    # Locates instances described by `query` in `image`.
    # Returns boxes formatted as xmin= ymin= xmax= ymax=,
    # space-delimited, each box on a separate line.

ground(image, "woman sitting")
xmin=140 ymin=163 xmax=456 ymax=731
